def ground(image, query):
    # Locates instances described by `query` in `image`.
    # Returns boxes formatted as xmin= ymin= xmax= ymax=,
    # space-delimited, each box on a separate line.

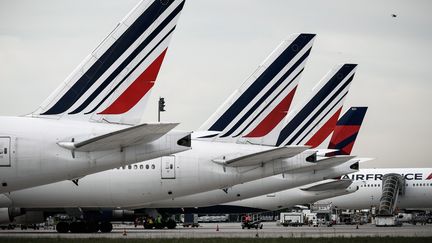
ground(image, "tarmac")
xmin=1 ymin=222 xmax=432 ymax=238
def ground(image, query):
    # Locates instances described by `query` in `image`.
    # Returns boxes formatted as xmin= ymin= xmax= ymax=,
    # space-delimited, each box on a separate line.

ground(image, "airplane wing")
xmin=213 ymin=146 xmax=309 ymax=167
xmin=300 ymin=179 xmax=353 ymax=192
xmin=58 ymin=123 xmax=179 ymax=152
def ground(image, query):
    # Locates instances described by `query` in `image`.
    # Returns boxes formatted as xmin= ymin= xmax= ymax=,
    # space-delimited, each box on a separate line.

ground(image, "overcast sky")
xmin=0 ymin=0 xmax=431 ymax=168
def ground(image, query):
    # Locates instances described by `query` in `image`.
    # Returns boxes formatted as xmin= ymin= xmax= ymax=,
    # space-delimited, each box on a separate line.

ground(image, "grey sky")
xmin=0 ymin=0 xmax=431 ymax=168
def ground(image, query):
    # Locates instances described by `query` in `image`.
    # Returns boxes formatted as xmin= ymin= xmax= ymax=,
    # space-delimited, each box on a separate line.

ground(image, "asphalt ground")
xmin=0 ymin=222 xmax=431 ymax=238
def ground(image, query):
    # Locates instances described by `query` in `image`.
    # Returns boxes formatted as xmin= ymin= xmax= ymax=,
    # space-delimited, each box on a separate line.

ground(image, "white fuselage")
xmin=143 ymin=159 xmax=359 ymax=208
xmin=225 ymin=180 xmax=358 ymax=211
xmin=317 ymin=168 xmax=432 ymax=209
xmin=0 ymin=116 xmax=189 ymax=193
xmin=1 ymin=142 xmax=321 ymax=208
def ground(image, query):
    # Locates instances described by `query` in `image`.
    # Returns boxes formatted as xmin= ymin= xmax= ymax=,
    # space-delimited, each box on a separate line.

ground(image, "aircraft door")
xmin=161 ymin=156 xmax=176 ymax=179
xmin=0 ymin=137 xmax=11 ymax=166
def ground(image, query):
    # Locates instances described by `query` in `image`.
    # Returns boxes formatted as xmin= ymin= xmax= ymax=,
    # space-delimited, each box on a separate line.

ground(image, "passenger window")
xmin=128 ymin=165 xmax=132 ymax=170
xmin=170 ymin=164 xmax=173 ymax=169
xmin=151 ymin=164 xmax=155 ymax=169
xmin=140 ymin=165 xmax=143 ymax=170
xmin=134 ymin=165 xmax=138 ymax=170
xmin=146 ymin=164 xmax=149 ymax=170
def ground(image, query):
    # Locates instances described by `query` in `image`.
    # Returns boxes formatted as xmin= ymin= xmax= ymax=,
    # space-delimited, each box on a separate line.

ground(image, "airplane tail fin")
xmin=31 ymin=0 xmax=185 ymax=125
xmin=198 ymin=33 xmax=316 ymax=141
xmin=260 ymin=63 xmax=358 ymax=147
xmin=327 ymin=107 xmax=367 ymax=156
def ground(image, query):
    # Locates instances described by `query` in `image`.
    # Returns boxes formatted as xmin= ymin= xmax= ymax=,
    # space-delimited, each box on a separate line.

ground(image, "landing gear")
xmin=56 ymin=222 xmax=69 ymax=233
xmin=166 ymin=218 xmax=177 ymax=229
xmin=55 ymin=221 xmax=110 ymax=233
xmin=69 ymin=222 xmax=85 ymax=233
xmin=141 ymin=216 xmax=177 ymax=229
xmin=100 ymin=222 xmax=113 ymax=233
xmin=86 ymin=222 xmax=100 ymax=233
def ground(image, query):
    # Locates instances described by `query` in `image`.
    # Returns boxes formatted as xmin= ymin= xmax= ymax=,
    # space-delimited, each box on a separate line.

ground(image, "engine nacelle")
xmin=14 ymin=211 xmax=45 ymax=225
xmin=0 ymin=208 xmax=24 ymax=224
xmin=112 ymin=210 xmax=134 ymax=219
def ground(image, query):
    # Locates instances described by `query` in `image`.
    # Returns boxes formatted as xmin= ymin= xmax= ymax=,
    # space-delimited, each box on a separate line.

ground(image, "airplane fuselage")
xmin=143 ymin=158 xmax=359 ymax=209
xmin=317 ymin=168 xmax=432 ymax=209
xmin=1 ymin=142 xmax=318 ymax=208
xmin=0 ymin=116 xmax=190 ymax=193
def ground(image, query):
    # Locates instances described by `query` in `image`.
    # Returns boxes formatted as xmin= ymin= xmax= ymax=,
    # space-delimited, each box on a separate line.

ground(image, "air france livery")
xmin=0 ymin=0 xmax=191 ymax=193
xmin=318 ymin=168 xmax=432 ymax=209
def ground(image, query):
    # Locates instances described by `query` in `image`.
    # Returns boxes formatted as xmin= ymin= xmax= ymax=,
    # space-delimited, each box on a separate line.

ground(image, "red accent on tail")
xmin=305 ymin=107 xmax=342 ymax=148
xmin=99 ymin=49 xmax=167 ymax=114
xmin=330 ymin=125 xmax=361 ymax=145
xmin=328 ymin=125 xmax=360 ymax=155
xmin=244 ymin=86 xmax=297 ymax=137
xmin=427 ymin=173 xmax=432 ymax=180
xmin=336 ymin=141 xmax=354 ymax=155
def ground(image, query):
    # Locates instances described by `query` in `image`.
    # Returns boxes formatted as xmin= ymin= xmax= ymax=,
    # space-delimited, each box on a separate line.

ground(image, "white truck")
xmin=375 ymin=215 xmax=402 ymax=227
xmin=280 ymin=212 xmax=304 ymax=227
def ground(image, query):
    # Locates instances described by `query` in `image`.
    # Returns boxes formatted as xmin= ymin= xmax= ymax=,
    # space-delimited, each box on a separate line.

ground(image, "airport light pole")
xmin=158 ymin=97 xmax=166 ymax=122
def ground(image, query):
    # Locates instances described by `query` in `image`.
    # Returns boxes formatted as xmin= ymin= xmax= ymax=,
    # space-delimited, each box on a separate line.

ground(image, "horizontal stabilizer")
xmin=301 ymin=179 xmax=353 ymax=192
xmin=213 ymin=146 xmax=309 ymax=167
xmin=58 ymin=123 xmax=178 ymax=152
xmin=357 ymin=157 xmax=374 ymax=163
xmin=290 ymin=155 xmax=356 ymax=173
xmin=316 ymin=149 xmax=339 ymax=156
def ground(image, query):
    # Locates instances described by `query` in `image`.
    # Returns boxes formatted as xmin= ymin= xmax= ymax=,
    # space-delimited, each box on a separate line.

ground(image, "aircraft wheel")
xmin=154 ymin=223 xmax=164 ymax=229
xmin=143 ymin=222 xmax=154 ymax=229
xmin=56 ymin=222 xmax=70 ymax=233
xmin=166 ymin=219 xmax=176 ymax=229
xmin=69 ymin=222 xmax=85 ymax=233
xmin=86 ymin=222 xmax=99 ymax=233
xmin=100 ymin=222 xmax=113 ymax=233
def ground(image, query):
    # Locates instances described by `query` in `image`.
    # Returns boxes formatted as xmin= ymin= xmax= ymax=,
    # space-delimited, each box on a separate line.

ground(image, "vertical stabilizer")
xmin=31 ymin=0 xmax=186 ymax=125
xmin=327 ymin=107 xmax=367 ymax=156
xmin=256 ymin=64 xmax=358 ymax=147
xmin=198 ymin=33 xmax=316 ymax=142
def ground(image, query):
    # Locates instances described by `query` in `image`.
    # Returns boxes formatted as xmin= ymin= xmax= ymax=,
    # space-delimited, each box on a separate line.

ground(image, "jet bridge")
xmin=375 ymin=173 xmax=405 ymax=226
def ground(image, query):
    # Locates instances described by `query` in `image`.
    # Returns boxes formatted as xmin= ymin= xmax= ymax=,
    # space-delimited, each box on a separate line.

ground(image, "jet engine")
xmin=111 ymin=210 xmax=134 ymax=219
xmin=14 ymin=211 xmax=45 ymax=225
xmin=0 ymin=207 xmax=24 ymax=224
